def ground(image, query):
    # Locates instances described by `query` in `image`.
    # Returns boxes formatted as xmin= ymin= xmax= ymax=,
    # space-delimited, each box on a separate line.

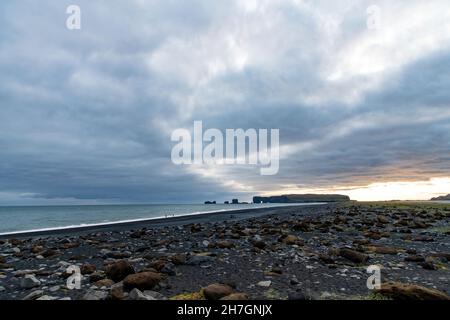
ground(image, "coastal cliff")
xmin=431 ymin=194 xmax=450 ymax=201
xmin=253 ymin=194 xmax=350 ymax=203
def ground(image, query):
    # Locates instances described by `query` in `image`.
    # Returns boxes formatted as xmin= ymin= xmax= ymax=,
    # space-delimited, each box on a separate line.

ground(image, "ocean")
xmin=0 ymin=203 xmax=323 ymax=235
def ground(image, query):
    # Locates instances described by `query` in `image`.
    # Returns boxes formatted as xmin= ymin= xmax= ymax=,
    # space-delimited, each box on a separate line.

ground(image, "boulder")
xmin=110 ymin=285 xmax=125 ymax=300
xmin=203 ymin=283 xmax=234 ymax=300
xmin=94 ymin=279 xmax=115 ymax=288
xmin=376 ymin=282 xmax=450 ymax=300
xmin=83 ymin=289 xmax=109 ymax=301
xmin=105 ymin=260 xmax=135 ymax=282
xmin=377 ymin=215 xmax=389 ymax=224
xmin=129 ymin=288 xmax=156 ymax=300
xmin=22 ymin=290 xmax=44 ymax=300
xmin=123 ymin=272 xmax=163 ymax=291
xmin=366 ymin=246 xmax=399 ymax=255
xmin=404 ymin=255 xmax=425 ymax=263
xmin=339 ymin=248 xmax=369 ymax=264
xmin=142 ymin=290 xmax=168 ymax=300
xmin=20 ymin=275 xmax=41 ymax=289
xmin=170 ymin=254 xmax=186 ymax=266
xmin=81 ymin=264 xmax=97 ymax=275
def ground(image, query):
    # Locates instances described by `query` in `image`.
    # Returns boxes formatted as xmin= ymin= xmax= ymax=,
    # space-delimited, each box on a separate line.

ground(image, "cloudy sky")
xmin=1 ymin=0 xmax=450 ymax=205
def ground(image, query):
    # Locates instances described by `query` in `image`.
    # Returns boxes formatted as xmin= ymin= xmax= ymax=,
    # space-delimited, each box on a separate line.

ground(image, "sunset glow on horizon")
xmin=265 ymin=177 xmax=450 ymax=202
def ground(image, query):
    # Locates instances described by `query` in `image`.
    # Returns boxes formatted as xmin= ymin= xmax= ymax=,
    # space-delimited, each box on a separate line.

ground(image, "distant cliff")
xmin=253 ymin=194 xmax=350 ymax=203
xmin=430 ymin=194 xmax=450 ymax=201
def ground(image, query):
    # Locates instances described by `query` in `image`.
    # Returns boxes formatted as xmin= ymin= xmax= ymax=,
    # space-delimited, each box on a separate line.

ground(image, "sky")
xmin=1 ymin=0 xmax=450 ymax=205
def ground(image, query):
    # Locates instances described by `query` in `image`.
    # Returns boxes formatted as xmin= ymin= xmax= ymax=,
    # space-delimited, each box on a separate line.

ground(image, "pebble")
xmin=20 ymin=275 xmax=41 ymax=289
xmin=257 ymin=281 xmax=272 ymax=288
xmin=23 ymin=290 xmax=44 ymax=300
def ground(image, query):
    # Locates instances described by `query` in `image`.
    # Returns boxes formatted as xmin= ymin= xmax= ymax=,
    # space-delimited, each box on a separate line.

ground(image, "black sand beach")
xmin=0 ymin=202 xmax=449 ymax=300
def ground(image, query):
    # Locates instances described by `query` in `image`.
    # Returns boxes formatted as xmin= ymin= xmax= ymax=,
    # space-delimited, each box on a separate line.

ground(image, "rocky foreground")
xmin=0 ymin=202 xmax=449 ymax=300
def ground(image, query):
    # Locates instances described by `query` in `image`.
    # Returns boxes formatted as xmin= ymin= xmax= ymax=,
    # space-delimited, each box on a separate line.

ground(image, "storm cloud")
xmin=1 ymin=0 xmax=450 ymax=204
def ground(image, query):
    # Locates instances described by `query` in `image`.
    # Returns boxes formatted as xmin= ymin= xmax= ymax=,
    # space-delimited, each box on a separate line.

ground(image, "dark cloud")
xmin=0 ymin=0 xmax=450 ymax=204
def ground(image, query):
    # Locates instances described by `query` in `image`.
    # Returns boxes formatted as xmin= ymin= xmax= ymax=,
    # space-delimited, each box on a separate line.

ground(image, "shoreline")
xmin=0 ymin=203 xmax=327 ymax=239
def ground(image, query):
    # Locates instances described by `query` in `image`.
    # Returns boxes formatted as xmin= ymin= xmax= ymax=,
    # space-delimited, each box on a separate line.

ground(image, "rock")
xmin=292 ymin=222 xmax=310 ymax=232
xmin=367 ymin=246 xmax=399 ymax=255
xmin=413 ymin=236 xmax=434 ymax=242
xmin=203 ymin=283 xmax=234 ymax=300
xmin=186 ymin=254 xmax=215 ymax=266
xmin=123 ymin=272 xmax=163 ymax=291
xmin=94 ymin=279 xmax=115 ymax=288
xmin=129 ymin=288 xmax=156 ymax=300
xmin=160 ymin=262 xmax=176 ymax=276
xmin=404 ymin=255 xmax=425 ymax=263
xmin=221 ymin=293 xmax=249 ymax=300
xmin=9 ymin=238 xmax=22 ymax=246
xmin=63 ymin=242 xmax=80 ymax=249
xmin=0 ymin=286 xmax=5 ymax=292
xmin=279 ymin=234 xmax=303 ymax=245
xmin=377 ymin=215 xmax=389 ymax=224
xmin=257 ymin=281 xmax=272 ymax=288
xmin=110 ymin=284 xmax=125 ymax=300
xmin=148 ymin=259 xmax=166 ymax=271
xmin=339 ymin=248 xmax=369 ymax=264
xmin=89 ymin=271 xmax=106 ymax=283
xmin=288 ymin=290 xmax=314 ymax=300
xmin=142 ymin=290 xmax=168 ymax=300
xmin=22 ymin=290 xmax=44 ymax=300
xmin=318 ymin=254 xmax=335 ymax=264
xmin=216 ymin=240 xmax=235 ymax=249
xmin=251 ymin=240 xmax=266 ymax=250
xmin=49 ymin=286 xmax=60 ymax=293
xmin=20 ymin=275 xmax=41 ymax=289
xmin=420 ymin=260 xmax=437 ymax=270
xmin=42 ymin=249 xmax=58 ymax=258
xmin=376 ymin=282 xmax=450 ymax=300
xmin=83 ymin=289 xmax=109 ymax=301
xmin=430 ymin=252 xmax=450 ymax=262
xmin=81 ymin=264 xmax=97 ymax=275
xmin=170 ymin=254 xmax=186 ymax=265
xmin=105 ymin=260 xmax=135 ymax=282
xmin=37 ymin=295 xmax=59 ymax=301
xmin=0 ymin=256 xmax=5 ymax=264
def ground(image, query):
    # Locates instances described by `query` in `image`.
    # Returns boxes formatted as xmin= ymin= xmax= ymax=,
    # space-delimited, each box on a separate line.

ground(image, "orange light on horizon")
xmin=265 ymin=177 xmax=450 ymax=201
